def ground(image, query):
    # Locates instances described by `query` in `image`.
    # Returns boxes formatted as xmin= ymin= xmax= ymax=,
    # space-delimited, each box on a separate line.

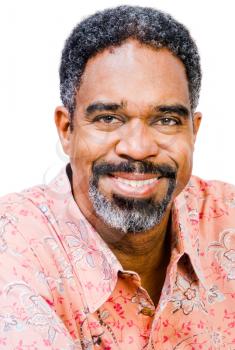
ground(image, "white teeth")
xmin=115 ymin=177 xmax=158 ymax=188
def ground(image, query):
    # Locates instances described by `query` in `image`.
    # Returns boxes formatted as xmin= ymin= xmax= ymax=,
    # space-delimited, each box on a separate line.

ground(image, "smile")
xmin=104 ymin=173 xmax=162 ymax=198
xmin=114 ymin=176 xmax=159 ymax=188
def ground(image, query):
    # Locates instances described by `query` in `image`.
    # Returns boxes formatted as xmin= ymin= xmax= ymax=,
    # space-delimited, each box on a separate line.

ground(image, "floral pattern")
xmin=170 ymin=274 xmax=207 ymax=315
xmin=208 ymin=228 xmax=235 ymax=280
xmin=0 ymin=165 xmax=235 ymax=349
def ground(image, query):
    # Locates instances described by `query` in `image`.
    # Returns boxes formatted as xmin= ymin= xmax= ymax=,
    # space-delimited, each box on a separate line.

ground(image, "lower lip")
xmin=105 ymin=176 xmax=161 ymax=198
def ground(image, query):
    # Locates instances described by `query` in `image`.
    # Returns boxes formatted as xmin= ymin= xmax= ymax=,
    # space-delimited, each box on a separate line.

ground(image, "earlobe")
xmin=54 ymin=106 xmax=71 ymax=155
xmin=193 ymin=111 xmax=202 ymax=140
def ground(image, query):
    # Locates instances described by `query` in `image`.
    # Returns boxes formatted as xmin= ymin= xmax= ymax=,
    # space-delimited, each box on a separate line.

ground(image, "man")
xmin=0 ymin=5 xmax=235 ymax=349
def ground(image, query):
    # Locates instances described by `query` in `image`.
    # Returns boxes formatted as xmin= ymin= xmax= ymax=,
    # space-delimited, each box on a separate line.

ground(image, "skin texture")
xmin=55 ymin=39 xmax=202 ymax=304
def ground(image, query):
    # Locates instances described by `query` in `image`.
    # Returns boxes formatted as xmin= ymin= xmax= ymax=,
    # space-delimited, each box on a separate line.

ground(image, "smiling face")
xmin=55 ymin=39 xmax=201 ymax=234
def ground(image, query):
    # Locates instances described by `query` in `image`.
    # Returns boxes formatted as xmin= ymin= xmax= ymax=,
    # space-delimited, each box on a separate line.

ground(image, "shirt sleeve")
xmin=0 ymin=211 xmax=82 ymax=350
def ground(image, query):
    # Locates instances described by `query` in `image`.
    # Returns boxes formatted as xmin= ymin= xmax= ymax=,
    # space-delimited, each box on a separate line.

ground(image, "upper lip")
xmin=109 ymin=172 xmax=161 ymax=180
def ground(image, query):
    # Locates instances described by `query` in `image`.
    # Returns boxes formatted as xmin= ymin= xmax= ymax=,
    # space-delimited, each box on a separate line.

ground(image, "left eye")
xmin=94 ymin=115 xmax=122 ymax=124
xmin=155 ymin=118 xmax=178 ymax=126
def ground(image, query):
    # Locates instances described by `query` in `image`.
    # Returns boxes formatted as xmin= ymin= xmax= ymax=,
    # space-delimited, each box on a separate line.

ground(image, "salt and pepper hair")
xmin=60 ymin=5 xmax=201 ymax=130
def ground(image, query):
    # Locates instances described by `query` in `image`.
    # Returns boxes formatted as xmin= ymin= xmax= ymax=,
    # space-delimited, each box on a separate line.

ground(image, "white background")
xmin=0 ymin=0 xmax=235 ymax=196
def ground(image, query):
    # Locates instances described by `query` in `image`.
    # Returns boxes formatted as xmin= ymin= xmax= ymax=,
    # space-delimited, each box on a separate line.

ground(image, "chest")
xmin=54 ymin=271 xmax=235 ymax=350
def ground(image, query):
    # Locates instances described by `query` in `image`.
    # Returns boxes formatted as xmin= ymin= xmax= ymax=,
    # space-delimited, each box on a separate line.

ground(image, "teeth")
xmin=115 ymin=177 xmax=158 ymax=188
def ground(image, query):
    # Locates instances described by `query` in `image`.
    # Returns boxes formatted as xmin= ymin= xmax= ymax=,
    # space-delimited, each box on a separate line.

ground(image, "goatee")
xmin=88 ymin=160 xmax=177 ymax=235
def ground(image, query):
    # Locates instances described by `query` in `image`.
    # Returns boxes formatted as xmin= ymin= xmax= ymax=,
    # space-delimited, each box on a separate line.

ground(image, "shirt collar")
xmin=47 ymin=164 xmax=208 ymax=312
xmin=172 ymin=178 xmax=209 ymax=288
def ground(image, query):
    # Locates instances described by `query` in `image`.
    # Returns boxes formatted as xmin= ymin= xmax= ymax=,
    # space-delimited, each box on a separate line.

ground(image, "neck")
xmin=108 ymin=211 xmax=172 ymax=305
xmin=108 ymin=211 xmax=171 ymax=273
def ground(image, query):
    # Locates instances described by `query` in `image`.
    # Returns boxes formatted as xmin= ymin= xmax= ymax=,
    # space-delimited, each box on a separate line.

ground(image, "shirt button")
xmin=140 ymin=307 xmax=155 ymax=317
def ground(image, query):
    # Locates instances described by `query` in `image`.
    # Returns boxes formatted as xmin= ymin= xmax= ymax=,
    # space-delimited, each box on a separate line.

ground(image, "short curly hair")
xmin=60 ymin=5 xmax=201 ymax=130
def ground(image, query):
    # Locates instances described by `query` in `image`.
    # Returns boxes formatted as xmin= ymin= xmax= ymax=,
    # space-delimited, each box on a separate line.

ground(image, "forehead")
xmin=76 ymin=39 xmax=190 ymax=113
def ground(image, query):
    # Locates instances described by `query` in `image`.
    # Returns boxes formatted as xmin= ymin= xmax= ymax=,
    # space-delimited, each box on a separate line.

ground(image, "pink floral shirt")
xmin=0 ymin=164 xmax=235 ymax=349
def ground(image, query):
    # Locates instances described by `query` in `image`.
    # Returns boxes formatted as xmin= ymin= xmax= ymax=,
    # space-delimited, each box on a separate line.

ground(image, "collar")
xmin=172 ymin=178 xmax=209 ymax=288
xmin=47 ymin=164 xmax=208 ymax=312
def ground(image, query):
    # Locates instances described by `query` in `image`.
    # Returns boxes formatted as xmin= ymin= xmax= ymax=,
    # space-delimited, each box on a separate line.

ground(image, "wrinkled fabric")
xmin=0 ymin=164 xmax=235 ymax=349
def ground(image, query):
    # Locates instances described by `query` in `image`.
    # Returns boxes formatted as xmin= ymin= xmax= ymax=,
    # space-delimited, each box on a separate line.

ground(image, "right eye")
xmin=94 ymin=115 xmax=120 ymax=124
xmin=92 ymin=114 xmax=125 ymax=131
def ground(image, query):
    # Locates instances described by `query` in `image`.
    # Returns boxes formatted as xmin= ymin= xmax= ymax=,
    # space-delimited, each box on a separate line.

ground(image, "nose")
xmin=115 ymin=119 xmax=159 ymax=161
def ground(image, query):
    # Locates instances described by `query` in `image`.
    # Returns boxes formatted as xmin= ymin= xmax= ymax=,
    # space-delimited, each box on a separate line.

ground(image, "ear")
xmin=192 ymin=111 xmax=202 ymax=142
xmin=54 ymin=106 xmax=72 ymax=156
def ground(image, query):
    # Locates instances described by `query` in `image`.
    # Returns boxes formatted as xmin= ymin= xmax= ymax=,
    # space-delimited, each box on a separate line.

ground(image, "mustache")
xmin=92 ymin=160 xmax=177 ymax=179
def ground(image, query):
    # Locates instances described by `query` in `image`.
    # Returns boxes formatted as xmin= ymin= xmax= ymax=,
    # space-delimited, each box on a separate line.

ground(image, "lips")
xmin=109 ymin=172 xmax=161 ymax=180
xmin=114 ymin=176 xmax=158 ymax=188
xmin=108 ymin=171 xmax=161 ymax=188
xmin=105 ymin=173 xmax=162 ymax=198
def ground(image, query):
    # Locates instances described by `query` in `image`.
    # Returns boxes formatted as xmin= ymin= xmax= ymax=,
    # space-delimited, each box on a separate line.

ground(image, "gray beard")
xmin=88 ymin=177 xmax=176 ymax=235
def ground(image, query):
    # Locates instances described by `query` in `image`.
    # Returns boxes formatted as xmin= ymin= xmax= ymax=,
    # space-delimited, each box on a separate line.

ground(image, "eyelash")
xmin=154 ymin=117 xmax=181 ymax=126
xmin=93 ymin=115 xmax=123 ymax=123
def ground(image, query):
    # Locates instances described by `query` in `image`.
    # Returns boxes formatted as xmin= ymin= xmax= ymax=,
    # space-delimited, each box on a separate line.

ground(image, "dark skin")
xmin=55 ymin=40 xmax=202 ymax=305
xmin=108 ymin=212 xmax=172 ymax=305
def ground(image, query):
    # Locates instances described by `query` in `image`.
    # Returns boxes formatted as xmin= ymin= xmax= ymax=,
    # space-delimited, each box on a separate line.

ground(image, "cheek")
xmin=69 ymin=128 xmax=108 ymax=162
xmin=69 ymin=128 xmax=117 ymax=179
xmin=172 ymin=140 xmax=194 ymax=192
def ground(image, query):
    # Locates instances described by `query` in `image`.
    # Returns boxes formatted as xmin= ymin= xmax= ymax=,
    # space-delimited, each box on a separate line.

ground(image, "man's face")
xmin=56 ymin=40 xmax=201 ymax=234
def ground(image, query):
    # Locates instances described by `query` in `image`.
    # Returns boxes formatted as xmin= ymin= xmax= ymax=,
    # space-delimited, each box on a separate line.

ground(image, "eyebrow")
xmin=155 ymin=104 xmax=190 ymax=118
xmin=85 ymin=102 xmax=125 ymax=116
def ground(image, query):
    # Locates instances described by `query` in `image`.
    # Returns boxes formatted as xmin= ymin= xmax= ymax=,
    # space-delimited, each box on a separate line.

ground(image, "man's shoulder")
xmin=179 ymin=175 xmax=235 ymax=232
xmin=184 ymin=175 xmax=235 ymax=236
xmin=0 ymin=184 xmax=52 ymax=244
xmin=187 ymin=174 xmax=235 ymax=202
xmin=0 ymin=184 xmax=48 ymax=216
